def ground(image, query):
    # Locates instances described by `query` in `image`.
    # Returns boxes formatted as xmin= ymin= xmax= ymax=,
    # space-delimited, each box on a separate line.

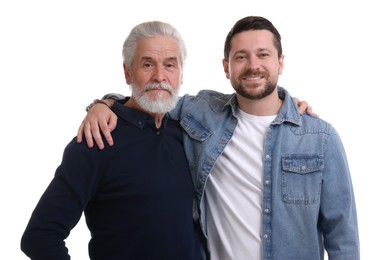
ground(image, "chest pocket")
xmin=180 ymin=114 xmax=212 ymax=142
xmin=281 ymin=154 xmax=324 ymax=205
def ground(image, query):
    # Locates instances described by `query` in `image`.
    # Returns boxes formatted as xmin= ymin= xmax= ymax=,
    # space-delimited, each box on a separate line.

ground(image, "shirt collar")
xmin=222 ymin=86 xmax=302 ymax=126
xmin=274 ymin=86 xmax=302 ymax=126
xmin=112 ymin=99 xmax=169 ymax=129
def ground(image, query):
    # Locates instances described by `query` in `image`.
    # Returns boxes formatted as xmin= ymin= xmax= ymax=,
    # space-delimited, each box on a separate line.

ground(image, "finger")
xmin=76 ymin=122 xmax=85 ymax=143
xmin=298 ymin=101 xmax=309 ymax=115
xmin=306 ymin=106 xmax=313 ymax=115
xmin=97 ymin=120 xmax=113 ymax=147
xmin=101 ymin=128 xmax=113 ymax=147
xmin=306 ymin=106 xmax=319 ymax=117
xmin=90 ymin=121 xmax=105 ymax=150
xmin=83 ymin=122 xmax=96 ymax=149
xmin=104 ymin=115 xmax=118 ymax=146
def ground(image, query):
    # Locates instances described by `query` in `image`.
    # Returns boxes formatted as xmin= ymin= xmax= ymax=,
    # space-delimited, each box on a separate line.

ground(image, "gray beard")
xmin=131 ymin=82 xmax=180 ymax=114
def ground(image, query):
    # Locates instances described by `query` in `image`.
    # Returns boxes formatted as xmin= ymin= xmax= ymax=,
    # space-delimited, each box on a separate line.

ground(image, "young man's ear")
xmin=222 ymin=59 xmax=230 ymax=79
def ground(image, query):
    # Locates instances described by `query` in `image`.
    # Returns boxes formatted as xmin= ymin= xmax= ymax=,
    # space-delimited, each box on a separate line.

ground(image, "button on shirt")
xmin=172 ymin=87 xmax=359 ymax=260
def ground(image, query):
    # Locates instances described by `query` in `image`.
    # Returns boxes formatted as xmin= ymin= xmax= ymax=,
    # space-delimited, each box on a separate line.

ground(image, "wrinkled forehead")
xmin=135 ymin=35 xmax=182 ymax=64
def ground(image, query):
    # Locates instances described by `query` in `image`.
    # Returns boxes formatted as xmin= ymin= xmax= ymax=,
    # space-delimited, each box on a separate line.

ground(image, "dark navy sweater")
xmin=21 ymin=102 xmax=201 ymax=259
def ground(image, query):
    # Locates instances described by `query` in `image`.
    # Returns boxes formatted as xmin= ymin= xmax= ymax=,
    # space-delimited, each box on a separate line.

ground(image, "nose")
xmin=152 ymin=66 xmax=167 ymax=82
xmin=248 ymin=56 xmax=262 ymax=71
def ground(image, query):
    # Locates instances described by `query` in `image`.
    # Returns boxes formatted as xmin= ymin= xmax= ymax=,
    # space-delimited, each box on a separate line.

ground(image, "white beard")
xmin=131 ymin=82 xmax=180 ymax=114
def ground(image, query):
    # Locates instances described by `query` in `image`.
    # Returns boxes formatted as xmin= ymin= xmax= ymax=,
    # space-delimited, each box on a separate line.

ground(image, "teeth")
xmin=245 ymin=76 xmax=261 ymax=80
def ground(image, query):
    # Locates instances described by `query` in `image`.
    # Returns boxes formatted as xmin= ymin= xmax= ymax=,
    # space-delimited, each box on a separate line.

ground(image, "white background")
xmin=1 ymin=0 xmax=384 ymax=259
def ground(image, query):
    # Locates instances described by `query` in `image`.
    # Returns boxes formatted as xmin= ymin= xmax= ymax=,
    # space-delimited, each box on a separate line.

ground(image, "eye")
xmin=259 ymin=53 xmax=270 ymax=58
xmin=164 ymin=62 xmax=178 ymax=71
xmin=143 ymin=62 xmax=153 ymax=68
xmin=235 ymin=54 xmax=246 ymax=60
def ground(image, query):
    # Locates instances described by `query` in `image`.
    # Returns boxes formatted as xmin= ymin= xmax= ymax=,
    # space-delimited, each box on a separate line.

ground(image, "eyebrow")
xmin=141 ymin=56 xmax=178 ymax=63
xmin=256 ymin=48 xmax=272 ymax=53
xmin=234 ymin=48 xmax=272 ymax=54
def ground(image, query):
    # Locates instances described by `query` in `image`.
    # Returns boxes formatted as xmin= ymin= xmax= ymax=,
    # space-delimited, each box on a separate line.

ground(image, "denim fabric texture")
xmin=169 ymin=86 xmax=360 ymax=260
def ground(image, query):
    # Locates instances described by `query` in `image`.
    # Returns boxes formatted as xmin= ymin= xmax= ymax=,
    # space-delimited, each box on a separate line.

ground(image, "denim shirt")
xmin=169 ymin=87 xmax=360 ymax=260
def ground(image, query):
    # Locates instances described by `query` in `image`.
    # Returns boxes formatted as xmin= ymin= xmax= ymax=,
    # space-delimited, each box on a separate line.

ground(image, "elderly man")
xmin=21 ymin=21 xmax=203 ymax=260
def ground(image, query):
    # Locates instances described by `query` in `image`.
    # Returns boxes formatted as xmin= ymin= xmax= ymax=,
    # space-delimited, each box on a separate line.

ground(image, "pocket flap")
xmin=180 ymin=114 xmax=213 ymax=141
xmin=282 ymin=154 xmax=324 ymax=174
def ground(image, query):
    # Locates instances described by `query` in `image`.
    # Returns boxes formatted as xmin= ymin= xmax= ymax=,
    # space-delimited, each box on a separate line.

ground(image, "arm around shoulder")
xmin=76 ymin=93 xmax=126 ymax=149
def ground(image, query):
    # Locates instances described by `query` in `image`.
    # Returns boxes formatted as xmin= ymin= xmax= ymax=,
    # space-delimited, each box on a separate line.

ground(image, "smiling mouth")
xmin=242 ymin=75 xmax=264 ymax=81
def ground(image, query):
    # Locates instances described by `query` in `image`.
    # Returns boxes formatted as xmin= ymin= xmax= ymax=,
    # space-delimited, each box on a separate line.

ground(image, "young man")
xmin=77 ymin=16 xmax=359 ymax=259
xmin=21 ymin=21 xmax=203 ymax=260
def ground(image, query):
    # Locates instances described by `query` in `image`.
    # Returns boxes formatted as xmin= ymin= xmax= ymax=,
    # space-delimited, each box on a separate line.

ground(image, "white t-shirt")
xmin=205 ymin=108 xmax=276 ymax=260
